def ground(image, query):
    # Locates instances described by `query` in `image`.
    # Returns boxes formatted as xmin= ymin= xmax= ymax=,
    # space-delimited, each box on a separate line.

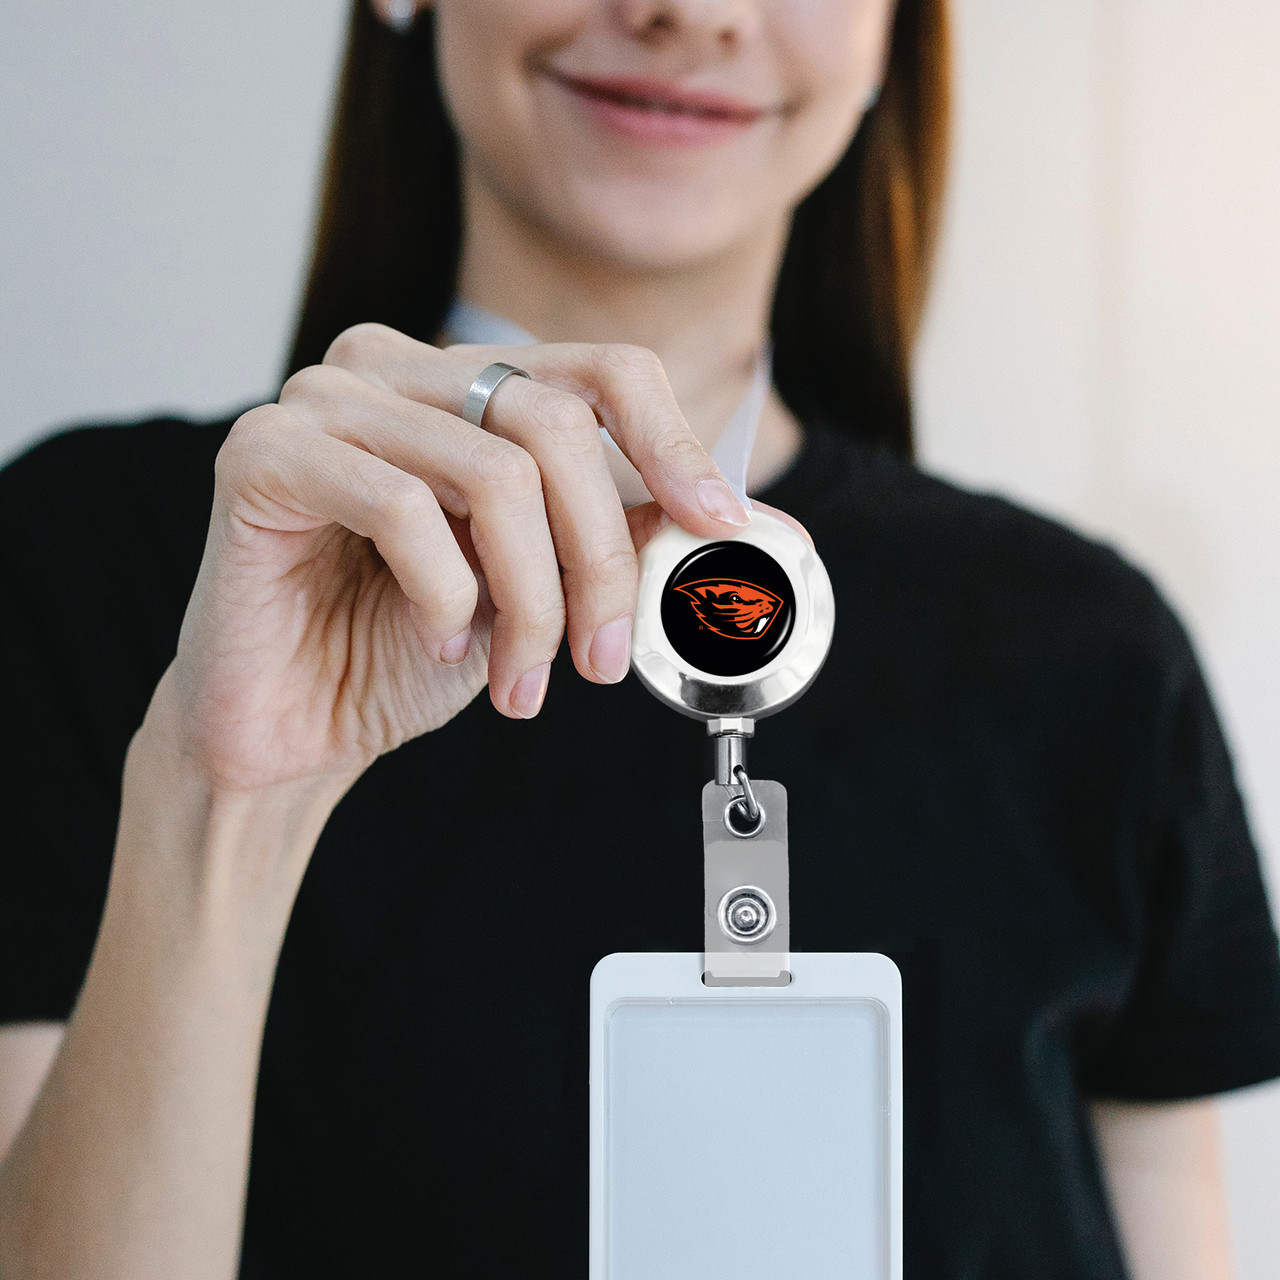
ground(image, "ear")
xmin=372 ymin=0 xmax=430 ymax=34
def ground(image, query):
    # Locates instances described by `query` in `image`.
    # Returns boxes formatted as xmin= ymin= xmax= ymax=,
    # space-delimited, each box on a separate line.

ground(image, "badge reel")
xmin=589 ymin=510 xmax=904 ymax=1280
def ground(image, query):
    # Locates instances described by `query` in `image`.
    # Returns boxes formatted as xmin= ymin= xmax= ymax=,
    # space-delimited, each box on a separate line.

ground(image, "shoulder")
xmin=0 ymin=407 xmax=246 ymax=673
xmin=0 ymin=408 xmax=238 ymax=525
xmin=0 ymin=411 xmax=244 ymax=1025
xmin=0 ymin=407 xmax=244 ymax=573
xmin=796 ymin=421 xmax=1191 ymax=705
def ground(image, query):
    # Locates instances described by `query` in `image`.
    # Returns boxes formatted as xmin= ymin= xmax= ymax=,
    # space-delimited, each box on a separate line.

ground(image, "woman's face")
xmin=424 ymin=0 xmax=894 ymax=268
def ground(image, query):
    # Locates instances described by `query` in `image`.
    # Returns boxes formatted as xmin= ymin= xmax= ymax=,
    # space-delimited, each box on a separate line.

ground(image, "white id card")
xmin=589 ymin=951 xmax=902 ymax=1280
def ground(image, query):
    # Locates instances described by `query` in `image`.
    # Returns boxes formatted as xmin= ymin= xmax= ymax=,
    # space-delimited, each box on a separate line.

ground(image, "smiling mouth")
xmin=585 ymin=88 xmax=730 ymax=119
xmin=553 ymin=74 xmax=764 ymax=123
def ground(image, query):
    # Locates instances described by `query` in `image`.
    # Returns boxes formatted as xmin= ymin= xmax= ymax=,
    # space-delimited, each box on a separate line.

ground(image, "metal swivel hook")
xmin=730 ymin=764 xmax=760 ymax=824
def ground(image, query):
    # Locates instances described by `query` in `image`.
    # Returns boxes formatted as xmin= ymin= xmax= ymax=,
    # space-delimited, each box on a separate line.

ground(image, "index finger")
xmin=510 ymin=341 xmax=754 ymax=537
xmin=324 ymin=326 xmax=752 ymax=537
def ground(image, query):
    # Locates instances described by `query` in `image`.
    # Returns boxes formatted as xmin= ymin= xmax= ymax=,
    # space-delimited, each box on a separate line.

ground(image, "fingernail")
xmin=510 ymin=662 xmax=551 ymax=718
xmin=589 ymin=616 xmax=632 ymax=683
xmin=440 ymin=625 xmax=472 ymax=665
xmin=696 ymin=478 xmax=750 ymax=526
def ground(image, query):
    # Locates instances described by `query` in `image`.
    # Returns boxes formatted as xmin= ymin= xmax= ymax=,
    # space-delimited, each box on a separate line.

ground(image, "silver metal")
xmin=631 ymin=509 xmax=835 ymax=723
xmin=731 ymin=764 xmax=760 ymax=823
xmin=704 ymin=778 xmax=790 ymax=985
xmin=461 ymin=361 xmax=531 ymax=428
xmin=707 ymin=716 xmax=755 ymax=738
xmin=717 ymin=885 xmax=777 ymax=945
xmin=714 ymin=733 xmax=748 ymax=788
xmin=724 ymin=796 xmax=766 ymax=839
xmin=710 ymin=718 xmax=754 ymax=792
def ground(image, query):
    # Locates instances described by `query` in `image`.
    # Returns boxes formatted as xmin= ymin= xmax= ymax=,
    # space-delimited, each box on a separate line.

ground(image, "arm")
xmin=0 ymin=328 xmax=749 ymax=1277
xmin=1089 ymin=1096 xmax=1236 ymax=1280
xmin=0 ymin=695 xmax=349 ymax=1280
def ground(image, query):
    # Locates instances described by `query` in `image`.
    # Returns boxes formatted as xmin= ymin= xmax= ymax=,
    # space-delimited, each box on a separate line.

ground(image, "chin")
xmin=546 ymin=183 xmax=761 ymax=270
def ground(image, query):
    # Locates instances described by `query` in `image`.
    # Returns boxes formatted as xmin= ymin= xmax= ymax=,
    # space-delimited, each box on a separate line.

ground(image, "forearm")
xmin=0 ymin=697 xmax=351 ymax=1280
xmin=1090 ymin=1096 xmax=1236 ymax=1280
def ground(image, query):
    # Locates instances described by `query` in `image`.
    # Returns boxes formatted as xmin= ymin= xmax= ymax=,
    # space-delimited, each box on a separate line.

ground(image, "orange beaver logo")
xmin=673 ymin=578 xmax=784 ymax=640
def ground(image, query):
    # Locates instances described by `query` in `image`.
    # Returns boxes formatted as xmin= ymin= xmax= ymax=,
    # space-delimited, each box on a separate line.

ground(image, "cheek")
xmin=433 ymin=0 xmax=580 ymax=149
xmin=773 ymin=0 xmax=893 ymax=162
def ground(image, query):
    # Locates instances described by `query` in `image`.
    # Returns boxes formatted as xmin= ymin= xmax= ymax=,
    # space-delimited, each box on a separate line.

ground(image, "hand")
xmin=152 ymin=323 xmax=782 ymax=794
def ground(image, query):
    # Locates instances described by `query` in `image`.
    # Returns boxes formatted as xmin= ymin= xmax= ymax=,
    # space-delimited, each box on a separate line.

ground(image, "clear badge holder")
xmin=590 ymin=510 xmax=903 ymax=1279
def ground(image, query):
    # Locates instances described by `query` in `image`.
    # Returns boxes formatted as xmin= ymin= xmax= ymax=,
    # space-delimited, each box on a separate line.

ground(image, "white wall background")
xmin=2 ymin=0 xmax=1277 ymax=1271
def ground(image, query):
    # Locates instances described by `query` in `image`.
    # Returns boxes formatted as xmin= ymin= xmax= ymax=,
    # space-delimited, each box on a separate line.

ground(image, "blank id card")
xmin=589 ymin=952 xmax=902 ymax=1280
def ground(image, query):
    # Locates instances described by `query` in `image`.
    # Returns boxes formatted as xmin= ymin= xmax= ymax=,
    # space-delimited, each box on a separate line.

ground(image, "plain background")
xmin=2 ymin=0 xmax=1277 ymax=1271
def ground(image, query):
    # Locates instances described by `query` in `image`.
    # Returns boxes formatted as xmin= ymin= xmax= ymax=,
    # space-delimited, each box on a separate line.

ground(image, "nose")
xmin=613 ymin=0 xmax=762 ymax=55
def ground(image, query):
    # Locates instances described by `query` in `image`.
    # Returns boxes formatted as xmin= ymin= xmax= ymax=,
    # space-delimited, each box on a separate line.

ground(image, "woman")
xmin=0 ymin=0 xmax=1277 ymax=1276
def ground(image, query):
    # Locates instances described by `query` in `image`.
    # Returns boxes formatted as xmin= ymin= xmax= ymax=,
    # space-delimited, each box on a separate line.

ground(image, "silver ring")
xmin=461 ymin=361 xmax=531 ymax=428
xmin=724 ymin=797 xmax=766 ymax=839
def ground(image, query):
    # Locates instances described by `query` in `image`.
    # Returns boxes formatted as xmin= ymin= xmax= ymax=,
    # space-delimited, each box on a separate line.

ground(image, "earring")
xmin=384 ymin=0 xmax=417 ymax=33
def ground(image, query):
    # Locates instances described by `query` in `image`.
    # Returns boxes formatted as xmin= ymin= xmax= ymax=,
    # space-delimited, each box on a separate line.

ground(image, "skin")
xmin=0 ymin=1 xmax=1240 ymax=1276
xmin=1092 ymin=1098 xmax=1236 ymax=1280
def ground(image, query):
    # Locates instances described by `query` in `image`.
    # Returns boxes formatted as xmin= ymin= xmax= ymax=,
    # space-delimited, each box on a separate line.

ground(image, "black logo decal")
xmin=662 ymin=542 xmax=795 ymax=676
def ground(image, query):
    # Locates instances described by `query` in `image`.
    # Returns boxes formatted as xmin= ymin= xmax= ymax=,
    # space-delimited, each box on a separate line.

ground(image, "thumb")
xmin=625 ymin=501 xmax=672 ymax=554
xmin=626 ymin=499 xmax=815 ymax=554
xmin=747 ymin=498 xmax=815 ymax=549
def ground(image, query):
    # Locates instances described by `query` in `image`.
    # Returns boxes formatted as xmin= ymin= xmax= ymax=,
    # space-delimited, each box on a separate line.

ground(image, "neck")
xmin=436 ymin=159 xmax=804 ymax=501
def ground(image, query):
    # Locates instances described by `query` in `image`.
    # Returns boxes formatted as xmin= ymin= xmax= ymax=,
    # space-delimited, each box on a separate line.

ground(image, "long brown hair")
xmin=286 ymin=1 xmax=950 ymax=460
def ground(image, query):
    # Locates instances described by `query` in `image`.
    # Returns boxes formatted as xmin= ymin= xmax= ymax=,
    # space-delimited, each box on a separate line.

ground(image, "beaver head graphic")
xmin=673 ymin=578 xmax=784 ymax=640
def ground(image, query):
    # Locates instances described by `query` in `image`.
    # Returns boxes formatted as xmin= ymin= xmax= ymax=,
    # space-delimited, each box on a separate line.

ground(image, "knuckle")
xmin=322 ymin=321 xmax=396 ymax=368
xmin=279 ymin=363 xmax=342 ymax=409
xmin=215 ymin=405 xmax=284 ymax=483
xmin=469 ymin=436 xmax=542 ymax=494
xmin=594 ymin=342 xmax=665 ymax=384
xmin=651 ymin=429 xmax=707 ymax=468
xmin=521 ymin=590 xmax=567 ymax=642
xmin=531 ymin=389 xmax=599 ymax=450
xmin=580 ymin=541 xmax=638 ymax=592
xmin=429 ymin=574 xmax=479 ymax=624
xmin=368 ymin=473 xmax=434 ymax=531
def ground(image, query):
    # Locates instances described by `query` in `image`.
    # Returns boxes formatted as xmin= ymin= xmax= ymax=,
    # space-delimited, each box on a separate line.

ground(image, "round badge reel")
xmin=630 ymin=508 xmax=835 ymax=726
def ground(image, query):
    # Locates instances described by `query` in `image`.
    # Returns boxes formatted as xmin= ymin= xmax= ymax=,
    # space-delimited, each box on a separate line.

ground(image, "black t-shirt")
xmin=2 ymin=410 xmax=1279 ymax=1279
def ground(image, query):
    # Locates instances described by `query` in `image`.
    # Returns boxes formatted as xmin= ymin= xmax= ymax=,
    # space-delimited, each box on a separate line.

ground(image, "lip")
xmin=549 ymin=70 xmax=773 ymax=147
